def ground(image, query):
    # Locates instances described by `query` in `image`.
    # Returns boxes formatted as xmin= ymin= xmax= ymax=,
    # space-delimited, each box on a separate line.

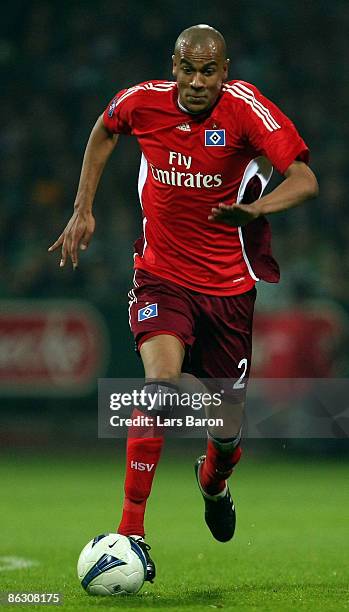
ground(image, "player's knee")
xmin=139 ymin=381 xmax=180 ymax=414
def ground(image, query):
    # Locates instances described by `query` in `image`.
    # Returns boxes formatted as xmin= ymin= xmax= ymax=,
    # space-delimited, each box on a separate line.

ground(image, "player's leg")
xmin=118 ymin=334 xmax=184 ymax=526
xmin=118 ymin=333 xmax=185 ymax=580
xmin=200 ymin=398 xmax=244 ymax=496
xmin=194 ymin=401 xmax=244 ymax=542
xmin=192 ymin=287 xmax=257 ymax=541
xmin=140 ymin=333 xmax=185 ymax=379
xmin=118 ymin=270 xmax=196 ymax=578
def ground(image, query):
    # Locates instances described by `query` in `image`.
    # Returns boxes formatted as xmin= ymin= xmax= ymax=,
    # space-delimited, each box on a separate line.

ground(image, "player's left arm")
xmin=209 ymin=160 xmax=319 ymax=226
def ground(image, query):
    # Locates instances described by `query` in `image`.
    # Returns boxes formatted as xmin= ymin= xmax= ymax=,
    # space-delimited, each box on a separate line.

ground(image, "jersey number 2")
xmin=233 ymin=358 xmax=248 ymax=389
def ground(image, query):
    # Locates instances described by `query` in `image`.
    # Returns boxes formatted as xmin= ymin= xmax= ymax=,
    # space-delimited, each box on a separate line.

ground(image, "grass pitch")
xmin=0 ymin=445 xmax=348 ymax=611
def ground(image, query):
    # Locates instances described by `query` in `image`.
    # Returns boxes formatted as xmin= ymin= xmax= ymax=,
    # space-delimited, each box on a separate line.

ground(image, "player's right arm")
xmin=48 ymin=115 xmax=119 ymax=268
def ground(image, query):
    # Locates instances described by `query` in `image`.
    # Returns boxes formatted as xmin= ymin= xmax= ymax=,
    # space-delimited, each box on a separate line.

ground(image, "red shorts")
xmin=128 ymin=269 xmax=256 ymax=391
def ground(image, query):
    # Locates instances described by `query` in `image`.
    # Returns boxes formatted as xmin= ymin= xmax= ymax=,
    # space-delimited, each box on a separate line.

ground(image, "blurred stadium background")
xmin=1 ymin=0 xmax=349 ymax=450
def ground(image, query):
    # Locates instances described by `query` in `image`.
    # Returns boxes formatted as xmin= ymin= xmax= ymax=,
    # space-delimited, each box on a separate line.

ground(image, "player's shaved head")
xmin=172 ymin=24 xmax=229 ymax=114
xmin=174 ymin=24 xmax=227 ymax=60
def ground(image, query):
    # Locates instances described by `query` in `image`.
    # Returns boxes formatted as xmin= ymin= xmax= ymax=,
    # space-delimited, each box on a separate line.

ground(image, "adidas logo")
xmin=176 ymin=123 xmax=191 ymax=132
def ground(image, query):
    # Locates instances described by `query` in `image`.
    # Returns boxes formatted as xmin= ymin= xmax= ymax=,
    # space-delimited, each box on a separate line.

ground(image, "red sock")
xmin=118 ymin=409 xmax=164 ymax=537
xmin=200 ymin=439 xmax=242 ymax=496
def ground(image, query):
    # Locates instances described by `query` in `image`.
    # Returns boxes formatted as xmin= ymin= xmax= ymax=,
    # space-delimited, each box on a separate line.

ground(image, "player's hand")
xmin=48 ymin=209 xmax=95 ymax=269
xmin=209 ymin=202 xmax=261 ymax=227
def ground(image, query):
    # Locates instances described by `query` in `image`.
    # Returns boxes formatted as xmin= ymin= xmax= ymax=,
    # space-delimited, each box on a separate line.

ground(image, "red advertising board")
xmin=0 ymin=301 xmax=109 ymax=395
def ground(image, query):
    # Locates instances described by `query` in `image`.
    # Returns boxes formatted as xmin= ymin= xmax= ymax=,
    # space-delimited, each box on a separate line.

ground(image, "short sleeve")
xmin=234 ymin=81 xmax=309 ymax=174
xmin=103 ymin=89 xmax=133 ymax=135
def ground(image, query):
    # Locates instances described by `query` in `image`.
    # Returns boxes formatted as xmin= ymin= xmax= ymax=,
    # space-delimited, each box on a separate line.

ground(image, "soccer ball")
xmin=77 ymin=533 xmax=146 ymax=595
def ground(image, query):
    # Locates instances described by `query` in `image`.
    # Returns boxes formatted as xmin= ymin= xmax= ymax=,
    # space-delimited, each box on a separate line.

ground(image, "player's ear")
xmin=172 ymin=54 xmax=178 ymax=77
xmin=223 ymin=58 xmax=230 ymax=80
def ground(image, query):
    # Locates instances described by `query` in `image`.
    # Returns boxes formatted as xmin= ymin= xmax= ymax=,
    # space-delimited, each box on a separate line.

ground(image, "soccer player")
xmin=49 ymin=25 xmax=318 ymax=581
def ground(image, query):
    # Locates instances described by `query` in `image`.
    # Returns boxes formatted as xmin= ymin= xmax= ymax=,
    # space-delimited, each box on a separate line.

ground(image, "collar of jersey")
xmin=177 ymin=97 xmax=198 ymax=115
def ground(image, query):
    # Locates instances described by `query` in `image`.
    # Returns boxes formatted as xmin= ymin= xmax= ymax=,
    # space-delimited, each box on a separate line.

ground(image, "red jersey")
xmin=103 ymin=80 xmax=309 ymax=296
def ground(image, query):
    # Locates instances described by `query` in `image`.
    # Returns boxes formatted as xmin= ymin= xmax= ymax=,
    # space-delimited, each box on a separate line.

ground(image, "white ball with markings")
xmin=77 ymin=533 xmax=146 ymax=595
